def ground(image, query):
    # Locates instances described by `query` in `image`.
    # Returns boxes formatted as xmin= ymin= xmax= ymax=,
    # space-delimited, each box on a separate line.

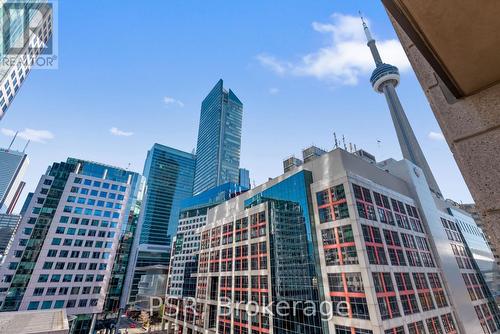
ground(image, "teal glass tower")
xmin=193 ymin=79 xmax=243 ymax=195
xmin=129 ymin=144 xmax=195 ymax=303
xmin=139 ymin=144 xmax=196 ymax=245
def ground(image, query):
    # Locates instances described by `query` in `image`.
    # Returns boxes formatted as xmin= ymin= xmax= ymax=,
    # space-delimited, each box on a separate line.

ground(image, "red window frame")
xmin=323 ymin=225 xmax=358 ymax=266
xmin=362 ymin=224 xmax=388 ymax=265
xmin=394 ymin=272 xmax=419 ymax=315
xmin=328 ymin=272 xmax=369 ymax=320
xmin=317 ymin=184 xmax=349 ymax=223
xmin=353 ymin=184 xmax=377 ymax=221
xmin=373 ymin=272 xmax=400 ymax=320
xmin=413 ymin=273 xmax=435 ymax=311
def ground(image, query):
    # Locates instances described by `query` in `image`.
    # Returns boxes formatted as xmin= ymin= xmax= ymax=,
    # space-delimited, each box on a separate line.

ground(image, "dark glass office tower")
xmin=129 ymin=144 xmax=195 ymax=303
xmin=193 ymin=79 xmax=243 ymax=195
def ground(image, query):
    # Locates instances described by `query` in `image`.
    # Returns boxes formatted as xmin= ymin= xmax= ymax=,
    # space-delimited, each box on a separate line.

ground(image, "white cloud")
xmin=1 ymin=128 xmax=54 ymax=143
xmin=163 ymin=96 xmax=185 ymax=108
xmin=428 ymin=131 xmax=445 ymax=141
xmin=256 ymin=55 xmax=290 ymax=75
xmin=257 ymin=13 xmax=411 ymax=85
xmin=269 ymin=87 xmax=280 ymax=95
xmin=110 ymin=127 xmax=134 ymax=137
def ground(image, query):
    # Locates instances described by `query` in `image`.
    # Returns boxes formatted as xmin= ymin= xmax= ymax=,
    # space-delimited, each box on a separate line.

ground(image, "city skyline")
xmin=0 ymin=1 xmax=473 ymax=214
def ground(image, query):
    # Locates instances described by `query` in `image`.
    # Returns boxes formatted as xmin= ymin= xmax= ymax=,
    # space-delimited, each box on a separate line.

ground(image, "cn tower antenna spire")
xmin=359 ymin=12 xmax=383 ymax=66
xmin=363 ymin=15 xmax=443 ymax=198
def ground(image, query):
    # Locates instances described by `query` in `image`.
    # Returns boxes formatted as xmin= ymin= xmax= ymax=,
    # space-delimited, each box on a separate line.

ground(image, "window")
xmin=54 ymin=300 xmax=65 ymax=309
xmin=43 ymin=262 xmax=53 ymax=270
xmin=33 ymin=288 xmax=44 ymax=296
xmin=353 ymin=184 xmax=377 ymax=221
xmin=27 ymin=301 xmax=39 ymax=310
xmin=394 ymin=272 xmax=419 ymax=315
xmin=413 ymin=273 xmax=435 ymax=311
xmin=316 ymin=184 xmax=349 ymax=223
xmin=385 ymin=327 xmax=404 ymax=334
xmin=335 ymin=326 xmax=373 ymax=334
xmin=426 ymin=316 xmax=444 ymax=334
xmin=51 ymin=274 xmax=61 ymax=282
xmin=428 ymin=273 xmax=448 ymax=308
xmin=374 ymin=191 xmax=395 ymax=225
xmin=441 ymin=313 xmax=457 ymax=333
xmin=323 ymin=225 xmax=358 ymax=266
xmin=373 ymin=272 xmax=400 ymax=319
xmin=41 ymin=300 xmax=52 ymax=310
xmin=328 ymin=273 xmax=369 ymax=320
xmin=362 ymin=225 xmax=388 ymax=265
xmin=384 ymin=229 xmax=406 ymax=266
xmin=408 ymin=321 xmax=426 ymax=334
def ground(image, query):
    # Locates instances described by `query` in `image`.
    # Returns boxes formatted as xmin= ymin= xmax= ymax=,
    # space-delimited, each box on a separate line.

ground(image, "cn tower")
xmin=362 ymin=16 xmax=442 ymax=198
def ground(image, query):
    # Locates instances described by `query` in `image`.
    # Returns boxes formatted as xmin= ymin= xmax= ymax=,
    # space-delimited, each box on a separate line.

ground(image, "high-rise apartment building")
xmin=0 ymin=213 xmax=20 ymax=259
xmin=193 ymin=79 xmax=243 ymax=195
xmin=166 ymin=182 xmax=248 ymax=300
xmin=103 ymin=173 xmax=145 ymax=313
xmin=128 ymin=144 xmax=195 ymax=304
xmin=0 ymin=0 xmax=53 ymax=120
xmin=0 ymin=158 xmax=138 ymax=332
xmin=165 ymin=147 xmax=499 ymax=334
xmin=0 ymin=147 xmax=29 ymax=213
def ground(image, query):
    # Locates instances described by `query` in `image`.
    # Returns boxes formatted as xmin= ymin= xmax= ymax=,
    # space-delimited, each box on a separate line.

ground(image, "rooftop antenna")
xmin=22 ymin=140 xmax=30 ymax=153
xmin=342 ymin=135 xmax=347 ymax=150
xmin=334 ymin=132 xmax=338 ymax=148
xmin=359 ymin=10 xmax=383 ymax=66
xmin=8 ymin=131 xmax=18 ymax=150
xmin=126 ymin=162 xmax=131 ymax=170
xmin=349 ymin=143 xmax=353 ymax=153
xmin=354 ymin=144 xmax=358 ymax=152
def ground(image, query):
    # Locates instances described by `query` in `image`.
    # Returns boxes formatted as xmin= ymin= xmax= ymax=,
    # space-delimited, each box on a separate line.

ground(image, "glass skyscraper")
xmin=129 ymin=144 xmax=195 ymax=304
xmin=0 ymin=147 xmax=28 ymax=213
xmin=0 ymin=157 xmax=138 ymax=325
xmin=0 ymin=0 xmax=53 ymax=120
xmin=138 ymin=144 xmax=196 ymax=245
xmin=193 ymin=79 xmax=243 ymax=195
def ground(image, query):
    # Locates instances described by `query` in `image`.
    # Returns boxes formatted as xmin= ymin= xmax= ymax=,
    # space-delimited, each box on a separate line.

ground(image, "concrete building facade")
xmin=381 ymin=0 xmax=500 ymax=270
xmin=0 ymin=158 xmax=135 ymax=322
xmin=164 ymin=148 xmax=499 ymax=334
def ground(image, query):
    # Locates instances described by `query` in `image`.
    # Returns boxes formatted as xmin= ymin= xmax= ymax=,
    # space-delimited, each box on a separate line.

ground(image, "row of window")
xmin=54 ymin=226 xmax=115 ymax=238
xmin=33 ymin=285 xmax=101 ymax=297
xmin=46 ymin=249 xmax=111 ymax=259
xmin=362 ymin=224 xmax=435 ymax=268
xmin=73 ymin=177 xmax=126 ymax=192
xmin=67 ymin=196 xmax=122 ymax=209
xmin=62 ymin=206 xmax=120 ymax=219
xmin=353 ymin=184 xmax=424 ymax=234
xmin=27 ymin=298 xmax=98 ymax=311
xmin=42 ymin=261 xmax=106 ymax=271
xmin=38 ymin=273 xmax=104 ymax=283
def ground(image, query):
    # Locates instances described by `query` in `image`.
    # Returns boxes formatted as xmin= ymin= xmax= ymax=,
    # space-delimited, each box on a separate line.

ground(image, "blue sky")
xmin=0 ymin=0 xmax=473 ymax=210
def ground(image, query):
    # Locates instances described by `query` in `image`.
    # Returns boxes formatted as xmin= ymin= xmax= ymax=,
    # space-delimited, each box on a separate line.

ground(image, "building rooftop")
xmin=0 ymin=309 xmax=69 ymax=334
